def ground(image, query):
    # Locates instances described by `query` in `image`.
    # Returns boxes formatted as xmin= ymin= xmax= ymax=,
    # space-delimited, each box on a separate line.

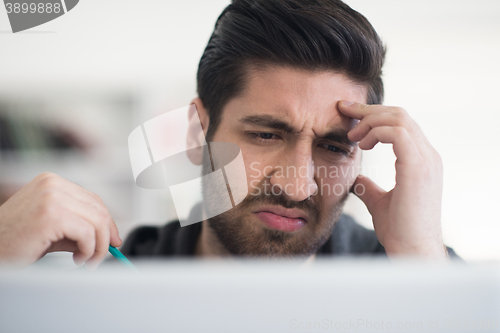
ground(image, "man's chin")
xmin=206 ymin=211 xmax=323 ymax=257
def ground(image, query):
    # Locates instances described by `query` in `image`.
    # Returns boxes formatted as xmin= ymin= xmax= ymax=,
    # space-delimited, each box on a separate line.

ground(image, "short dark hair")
xmin=197 ymin=0 xmax=386 ymax=141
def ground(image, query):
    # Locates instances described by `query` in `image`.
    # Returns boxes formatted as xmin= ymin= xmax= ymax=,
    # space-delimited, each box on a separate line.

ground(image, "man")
xmin=0 ymin=0 xmax=458 ymax=268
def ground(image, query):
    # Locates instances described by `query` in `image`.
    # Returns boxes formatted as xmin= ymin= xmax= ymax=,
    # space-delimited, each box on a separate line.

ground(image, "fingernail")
xmin=341 ymin=100 xmax=355 ymax=106
xmin=73 ymin=256 xmax=84 ymax=267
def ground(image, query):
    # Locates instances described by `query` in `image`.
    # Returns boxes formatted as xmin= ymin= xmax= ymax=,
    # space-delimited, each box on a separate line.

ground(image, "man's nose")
xmin=269 ymin=146 xmax=318 ymax=201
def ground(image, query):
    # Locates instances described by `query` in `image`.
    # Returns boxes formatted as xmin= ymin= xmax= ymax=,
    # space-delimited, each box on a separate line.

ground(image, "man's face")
xmin=202 ymin=66 xmax=366 ymax=257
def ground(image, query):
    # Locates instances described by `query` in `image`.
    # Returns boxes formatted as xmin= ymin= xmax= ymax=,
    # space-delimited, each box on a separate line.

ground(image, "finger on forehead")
xmin=338 ymin=101 xmax=388 ymax=120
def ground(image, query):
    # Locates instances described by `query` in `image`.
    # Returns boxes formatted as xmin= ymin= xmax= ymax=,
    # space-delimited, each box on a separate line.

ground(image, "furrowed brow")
xmin=239 ymin=115 xmax=296 ymax=133
xmin=319 ymin=129 xmax=357 ymax=147
xmin=240 ymin=115 xmax=357 ymax=147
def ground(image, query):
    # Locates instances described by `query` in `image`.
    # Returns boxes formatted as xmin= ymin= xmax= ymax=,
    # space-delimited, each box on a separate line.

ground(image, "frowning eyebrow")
xmin=240 ymin=115 xmax=296 ymax=133
xmin=239 ymin=115 xmax=356 ymax=147
xmin=320 ymin=129 xmax=356 ymax=147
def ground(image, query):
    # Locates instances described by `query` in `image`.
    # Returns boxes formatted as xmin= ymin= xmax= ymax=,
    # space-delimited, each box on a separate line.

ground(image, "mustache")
xmin=243 ymin=180 xmax=321 ymax=222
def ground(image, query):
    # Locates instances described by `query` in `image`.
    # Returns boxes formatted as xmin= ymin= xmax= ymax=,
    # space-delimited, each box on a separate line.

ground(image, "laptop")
xmin=0 ymin=258 xmax=498 ymax=332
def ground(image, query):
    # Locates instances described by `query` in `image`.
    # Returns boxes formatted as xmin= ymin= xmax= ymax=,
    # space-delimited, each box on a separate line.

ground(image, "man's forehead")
xmin=244 ymin=65 xmax=368 ymax=101
xmin=233 ymin=66 xmax=366 ymax=126
xmin=228 ymin=68 xmax=366 ymax=132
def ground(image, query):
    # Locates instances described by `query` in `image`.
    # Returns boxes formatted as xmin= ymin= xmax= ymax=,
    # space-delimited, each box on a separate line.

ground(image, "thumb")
xmin=351 ymin=175 xmax=386 ymax=214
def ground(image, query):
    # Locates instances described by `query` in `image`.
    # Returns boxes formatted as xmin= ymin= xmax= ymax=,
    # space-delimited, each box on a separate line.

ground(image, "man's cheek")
xmin=245 ymin=155 xmax=275 ymax=180
xmin=316 ymin=178 xmax=345 ymax=197
xmin=248 ymin=161 xmax=263 ymax=179
xmin=244 ymin=160 xmax=268 ymax=196
xmin=340 ymin=162 xmax=360 ymax=188
xmin=316 ymin=168 xmax=356 ymax=197
xmin=249 ymin=179 xmax=262 ymax=196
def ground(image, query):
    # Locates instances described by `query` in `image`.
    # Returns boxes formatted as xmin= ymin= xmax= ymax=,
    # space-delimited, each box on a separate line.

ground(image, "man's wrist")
xmin=384 ymin=241 xmax=449 ymax=260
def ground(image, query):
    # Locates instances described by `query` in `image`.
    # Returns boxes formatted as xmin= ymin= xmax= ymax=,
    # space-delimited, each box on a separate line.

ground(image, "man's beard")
xmin=201 ymin=147 xmax=349 ymax=258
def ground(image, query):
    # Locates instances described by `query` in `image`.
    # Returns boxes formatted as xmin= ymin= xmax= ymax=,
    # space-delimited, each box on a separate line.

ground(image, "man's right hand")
xmin=0 ymin=172 xmax=122 ymax=268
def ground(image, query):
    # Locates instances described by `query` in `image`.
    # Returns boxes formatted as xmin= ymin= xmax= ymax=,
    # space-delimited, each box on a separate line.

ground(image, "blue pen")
xmin=108 ymin=245 xmax=138 ymax=270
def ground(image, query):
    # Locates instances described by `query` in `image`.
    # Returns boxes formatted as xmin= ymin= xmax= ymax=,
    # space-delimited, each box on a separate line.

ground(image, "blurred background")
xmin=0 ymin=0 xmax=498 ymax=261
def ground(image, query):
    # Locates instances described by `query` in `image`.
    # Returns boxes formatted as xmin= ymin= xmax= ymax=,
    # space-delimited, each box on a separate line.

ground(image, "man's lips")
xmin=253 ymin=205 xmax=308 ymax=232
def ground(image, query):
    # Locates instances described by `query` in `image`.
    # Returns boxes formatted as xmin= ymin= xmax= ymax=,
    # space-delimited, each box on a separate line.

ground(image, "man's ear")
xmin=186 ymin=98 xmax=210 ymax=165
xmin=192 ymin=97 xmax=209 ymax=136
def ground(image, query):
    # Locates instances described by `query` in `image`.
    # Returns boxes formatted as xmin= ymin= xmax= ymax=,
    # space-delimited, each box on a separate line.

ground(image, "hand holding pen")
xmin=0 ymin=173 xmax=123 ymax=269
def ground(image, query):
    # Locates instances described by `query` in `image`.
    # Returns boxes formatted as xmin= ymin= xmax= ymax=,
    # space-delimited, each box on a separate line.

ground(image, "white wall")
xmin=0 ymin=0 xmax=498 ymax=261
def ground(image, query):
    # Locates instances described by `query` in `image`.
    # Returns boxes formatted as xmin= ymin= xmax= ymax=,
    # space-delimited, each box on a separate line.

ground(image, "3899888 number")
xmin=5 ymin=2 xmax=61 ymax=14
